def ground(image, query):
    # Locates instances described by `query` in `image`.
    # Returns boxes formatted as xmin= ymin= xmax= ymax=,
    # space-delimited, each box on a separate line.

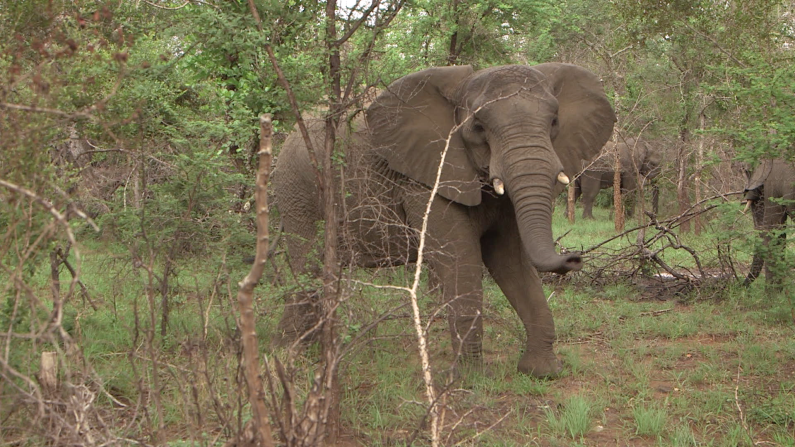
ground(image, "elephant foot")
xmin=271 ymin=326 xmax=319 ymax=349
xmin=272 ymin=294 xmax=320 ymax=348
xmin=517 ymin=351 xmax=563 ymax=378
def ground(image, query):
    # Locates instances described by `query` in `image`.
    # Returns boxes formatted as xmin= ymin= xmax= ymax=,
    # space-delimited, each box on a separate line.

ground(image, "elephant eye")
xmin=551 ymin=117 xmax=559 ymax=128
xmin=472 ymin=122 xmax=485 ymax=133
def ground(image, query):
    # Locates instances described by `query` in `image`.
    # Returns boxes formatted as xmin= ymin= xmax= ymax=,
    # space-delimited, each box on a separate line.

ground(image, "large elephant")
xmin=742 ymin=158 xmax=795 ymax=286
xmin=272 ymin=64 xmax=615 ymax=377
xmin=573 ymin=138 xmax=661 ymax=219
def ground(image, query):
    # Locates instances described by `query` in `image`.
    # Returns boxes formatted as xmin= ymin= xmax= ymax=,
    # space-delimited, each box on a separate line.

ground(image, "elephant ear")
xmin=534 ymin=63 xmax=617 ymax=178
xmin=366 ymin=65 xmax=481 ymax=206
xmin=746 ymin=159 xmax=774 ymax=191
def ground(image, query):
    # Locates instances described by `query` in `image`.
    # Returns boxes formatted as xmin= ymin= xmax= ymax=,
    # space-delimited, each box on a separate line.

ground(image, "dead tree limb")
xmin=235 ymin=114 xmax=276 ymax=447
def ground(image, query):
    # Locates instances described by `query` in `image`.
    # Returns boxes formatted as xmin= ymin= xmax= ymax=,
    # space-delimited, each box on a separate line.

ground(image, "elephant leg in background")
xmin=761 ymin=201 xmax=789 ymax=287
xmin=404 ymin=192 xmax=485 ymax=362
xmin=620 ymin=172 xmax=640 ymax=218
xmin=651 ymin=184 xmax=659 ymax=216
xmin=744 ymin=196 xmax=766 ymax=286
xmin=578 ymin=172 xmax=603 ymax=219
xmin=481 ymin=218 xmax=562 ymax=378
xmin=273 ymin=192 xmax=324 ymax=347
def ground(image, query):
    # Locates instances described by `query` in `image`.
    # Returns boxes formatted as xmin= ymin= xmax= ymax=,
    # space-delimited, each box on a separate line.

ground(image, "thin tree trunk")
xmin=694 ymin=95 xmax=707 ymax=235
xmin=613 ymin=146 xmax=624 ymax=232
xmin=677 ymin=74 xmax=692 ymax=233
xmin=446 ymin=0 xmax=461 ymax=65
xmin=321 ymin=0 xmax=342 ymax=442
xmin=611 ymin=87 xmax=624 ymax=232
xmin=677 ymin=136 xmax=691 ymax=233
xmin=567 ymin=183 xmax=576 ymax=223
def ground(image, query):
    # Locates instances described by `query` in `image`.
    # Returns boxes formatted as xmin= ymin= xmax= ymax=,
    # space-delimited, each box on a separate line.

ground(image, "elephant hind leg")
xmin=762 ymin=207 xmax=788 ymax=288
xmin=273 ymin=194 xmax=324 ymax=347
xmin=744 ymin=252 xmax=764 ymax=286
xmin=273 ymin=290 xmax=321 ymax=348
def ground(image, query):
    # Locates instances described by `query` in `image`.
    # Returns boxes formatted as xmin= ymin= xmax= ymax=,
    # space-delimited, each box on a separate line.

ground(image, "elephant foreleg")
xmin=481 ymin=227 xmax=562 ymax=378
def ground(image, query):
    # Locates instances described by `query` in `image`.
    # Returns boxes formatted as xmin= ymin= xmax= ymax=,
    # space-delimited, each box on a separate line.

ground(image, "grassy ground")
xmin=2 ymin=205 xmax=794 ymax=446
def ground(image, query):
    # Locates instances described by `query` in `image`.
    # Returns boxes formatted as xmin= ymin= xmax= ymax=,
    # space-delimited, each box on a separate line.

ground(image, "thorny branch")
xmin=576 ymin=191 xmax=746 ymax=287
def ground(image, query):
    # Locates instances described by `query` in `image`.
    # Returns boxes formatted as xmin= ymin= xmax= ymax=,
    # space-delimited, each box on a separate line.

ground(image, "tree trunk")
xmin=567 ymin=183 xmax=575 ymax=223
xmin=446 ymin=0 xmax=462 ymax=65
xmin=677 ymin=135 xmax=691 ymax=233
xmin=694 ymin=95 xmax=707 ymax=235
xmin=320 ymin=0 xmax=342 ymax=443
xmin=613 ymin=141 xmax=624 ymax=232
xmin=611 ymin=87 xmax=624 ymax=232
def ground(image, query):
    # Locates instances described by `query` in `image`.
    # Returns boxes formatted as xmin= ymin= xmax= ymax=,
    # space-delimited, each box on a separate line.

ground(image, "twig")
xmin=639 ymin=308 xmax=673 ymax=316
xmin=453 ymin=410 xmax=512 ymax=446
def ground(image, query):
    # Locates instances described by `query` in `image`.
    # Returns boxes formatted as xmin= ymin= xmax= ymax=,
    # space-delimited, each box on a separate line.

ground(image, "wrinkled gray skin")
xmin=574 ymin=138 xmax=661 ymax=219
xmin=272 ymin=64 xmax=615 ymax=377
xmin=742 ymin=159 xmax=795 ymax=286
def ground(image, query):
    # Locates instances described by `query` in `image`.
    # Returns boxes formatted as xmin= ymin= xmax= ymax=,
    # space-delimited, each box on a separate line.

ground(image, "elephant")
xmin=272 ymin=63 xmax=616 ymax=377
xmin=572 ymin=138 xmax=661 ymax=219
xmin=742 ymin=158 xmax=795 ymax=286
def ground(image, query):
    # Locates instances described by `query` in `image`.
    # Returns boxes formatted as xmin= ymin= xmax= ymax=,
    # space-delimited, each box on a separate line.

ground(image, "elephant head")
xmin=366 ymin=64 xmax=616 ymax=274
xmin=743 ymin=158 xmax=774 ymax=211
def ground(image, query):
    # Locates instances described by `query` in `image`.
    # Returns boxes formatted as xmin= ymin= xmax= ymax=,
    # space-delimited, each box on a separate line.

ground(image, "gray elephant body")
xmin=273 ymin=64 xmax=615 ymax=377
xmin=574 ymin=138 xmax=661 ymax=219
xmin=743 ymin=158 xmax=795 ymax=285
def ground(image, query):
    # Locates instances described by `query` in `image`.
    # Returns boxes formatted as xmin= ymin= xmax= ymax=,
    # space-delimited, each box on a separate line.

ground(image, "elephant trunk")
xmin=502 ymin=147 xmax=582 ymax=275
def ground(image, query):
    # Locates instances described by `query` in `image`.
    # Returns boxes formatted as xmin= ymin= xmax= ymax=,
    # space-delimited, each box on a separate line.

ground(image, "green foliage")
xmin=710 ymin=62 xmax=795 ymax=163
xmin=372 ymin=0 xmax=553 ymax=71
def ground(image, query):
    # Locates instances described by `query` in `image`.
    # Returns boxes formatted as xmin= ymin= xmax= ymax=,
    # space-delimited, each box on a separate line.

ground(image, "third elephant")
xmin=742 ymin=158 xmax=795 ymax=286
xmin=574 ymin=138 xmax=661 ymax=219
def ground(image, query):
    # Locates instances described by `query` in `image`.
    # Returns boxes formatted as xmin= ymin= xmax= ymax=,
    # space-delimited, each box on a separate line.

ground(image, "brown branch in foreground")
xmin=235 ymin=115 xmax=275 ymax=447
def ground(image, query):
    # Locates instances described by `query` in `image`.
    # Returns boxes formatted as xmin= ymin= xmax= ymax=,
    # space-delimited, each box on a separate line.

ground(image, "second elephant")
xmin=742 ymin=158 xmax=795 ymax=286
xmin=574 ymin=138 xmax=661 ymax=219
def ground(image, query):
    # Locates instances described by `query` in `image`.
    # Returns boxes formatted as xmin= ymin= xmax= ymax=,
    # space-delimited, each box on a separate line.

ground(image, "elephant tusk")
xmin=493 ymin=178 xmax=505 ymax=195
xmin=743 ymin=200 xmax=753 ymax=214
xmin=557 ymin=172 xmax=570 ymax=185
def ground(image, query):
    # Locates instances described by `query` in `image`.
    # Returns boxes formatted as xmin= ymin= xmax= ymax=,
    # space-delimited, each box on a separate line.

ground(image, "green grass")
xmin=3 ymin=202 xmax=795 ymax=445
xmin=544 ymin=395 xmax=596 ymax=439
xmin=632 ymin=402 xmax=668 ymax=437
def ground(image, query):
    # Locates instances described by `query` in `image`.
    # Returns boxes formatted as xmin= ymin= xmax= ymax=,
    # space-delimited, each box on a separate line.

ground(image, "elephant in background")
xmin=742 ymin=158 xmax=795 ymax=286
xmin=573 ymin=138 xmax=661 ymax=219
xmin=272 ymin=63 xmax=615 ymax=377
